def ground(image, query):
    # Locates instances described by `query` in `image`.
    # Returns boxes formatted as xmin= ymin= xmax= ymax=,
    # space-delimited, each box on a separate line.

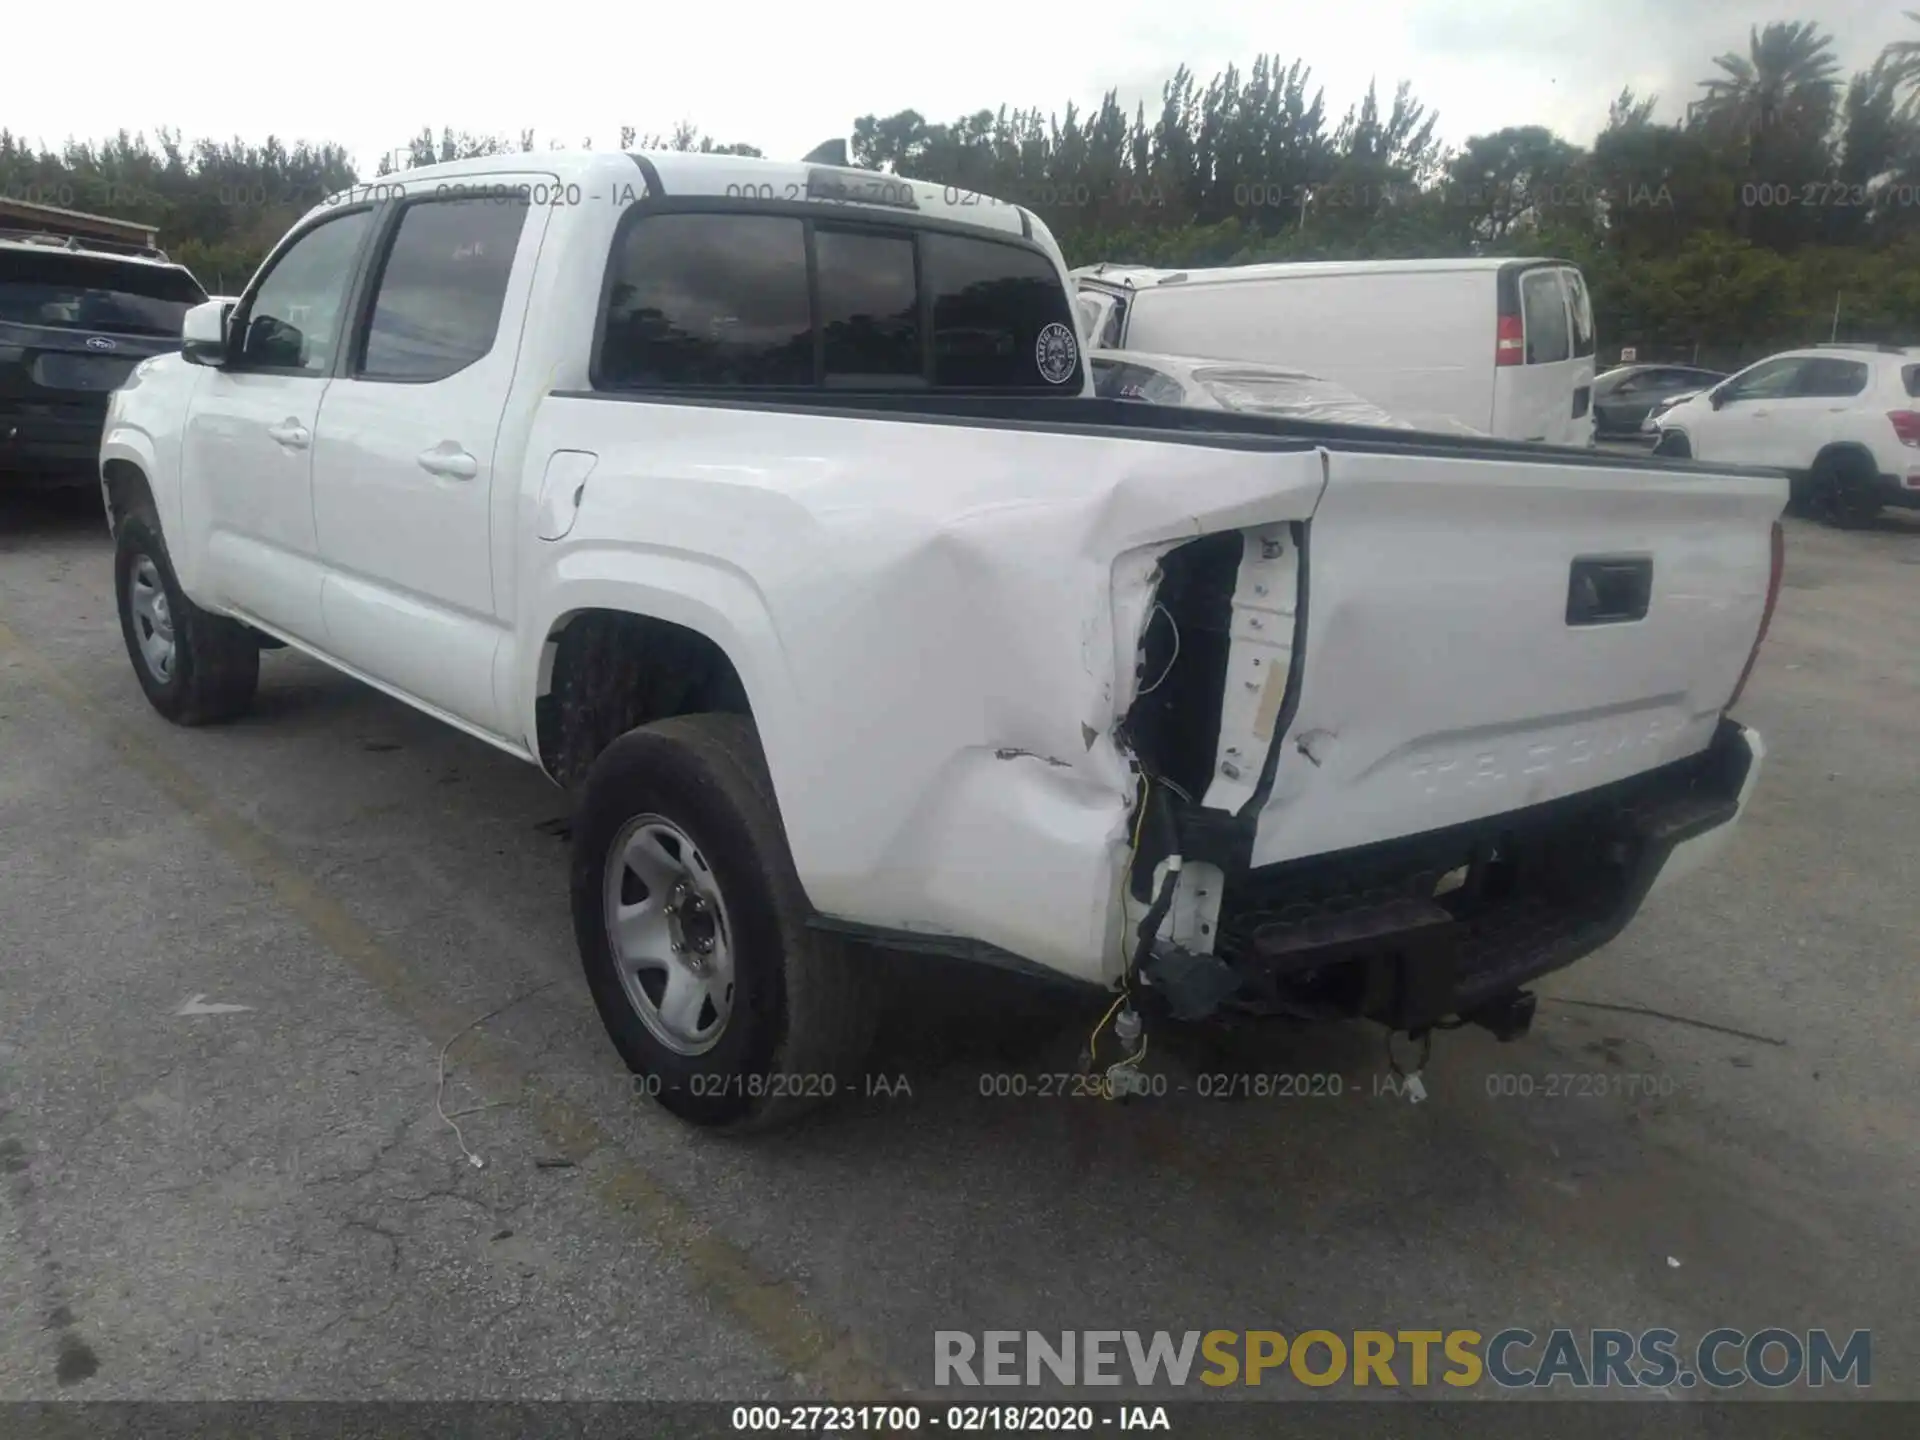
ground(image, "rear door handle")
xmin=266 ymin=418 xmax=310 ymax=448
xmin=417 ymin=446 xmax=478 ymax=481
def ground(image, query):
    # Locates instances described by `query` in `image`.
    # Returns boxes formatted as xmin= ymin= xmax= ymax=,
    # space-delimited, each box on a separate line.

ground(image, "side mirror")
xmin=181 ymin=300 xmax=232 ymax=367
xmin=1707 ymin=386 xmax=1728 ymax=410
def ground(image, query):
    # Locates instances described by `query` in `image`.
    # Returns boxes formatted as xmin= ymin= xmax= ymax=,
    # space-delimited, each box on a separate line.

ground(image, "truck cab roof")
xmin=308 ymin=151 xmax=1039 ymax=244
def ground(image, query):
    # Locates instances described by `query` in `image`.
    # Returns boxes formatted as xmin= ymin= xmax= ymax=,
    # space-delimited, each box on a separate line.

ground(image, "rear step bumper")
xmin=1151 ymin=718 xmax=1763 ymax=1030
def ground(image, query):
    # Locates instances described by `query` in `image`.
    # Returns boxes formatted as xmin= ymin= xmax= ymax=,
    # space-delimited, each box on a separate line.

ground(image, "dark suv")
xmin=1 ymin=235 xmax=207 ymax=486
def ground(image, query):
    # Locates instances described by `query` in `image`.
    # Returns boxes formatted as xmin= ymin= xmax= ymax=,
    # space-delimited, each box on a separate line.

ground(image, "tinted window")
xmin=0 ymin=251 xmax=206 ymax=337
xmin=1722 ymin=357 xmax=1804 ymax=402
xmin=600 ymin=214 xmax=812 ymax=387
xmin=923 ymin=232 xmax=1082 ymax=389
xmin=1521 ymin=269 xmax=1570 ymax=365
xmin=1793 ymin=357 xmax=1868 ymax=399
xmin=360 ymin=199 xmax=528 ymax=381
xmin=1905 ymin=364 xmax=1920 ymax=399
xmin=1563 ymin=268 xmax=1595 ymax=357
xmin=816 ymin=228 xmax=920 ymax=385
xmin=238 ymin=210 xmax=373 ymax=372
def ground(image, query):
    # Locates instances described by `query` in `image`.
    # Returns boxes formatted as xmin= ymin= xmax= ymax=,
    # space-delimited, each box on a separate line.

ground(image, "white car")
xmin=1650 ymin=344 xmax=1920 ymax=526
xmin=101 ymin=150 xmax=1781 ymax=1129
xmin=1089 ymin=349 xmax=1486 ymax=433
xmin=1639 ymin=388 xmax=1704 ymax=434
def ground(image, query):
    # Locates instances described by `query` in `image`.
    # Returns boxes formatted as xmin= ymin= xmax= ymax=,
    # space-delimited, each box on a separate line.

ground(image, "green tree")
xmin=1883 ymin=10 xmax=1920 ymax=113
xmin=1442 ymin=125 xmax=1591 ymax=243
xmin=1691 ymin=21 xmax=1843 ymax=246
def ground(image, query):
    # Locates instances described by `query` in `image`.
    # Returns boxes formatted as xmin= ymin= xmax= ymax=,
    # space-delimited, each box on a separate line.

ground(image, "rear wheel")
xmin=114 ymin=510 xmax=260 ymax=725
xmin=570 ymin=713 xmax=878 ymax=1130
xmin=1808 ymin=451 xmax=1881 ymax=530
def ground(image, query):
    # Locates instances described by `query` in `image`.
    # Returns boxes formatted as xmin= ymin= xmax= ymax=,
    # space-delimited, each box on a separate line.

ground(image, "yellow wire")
xmin=1086 ymin=991 xmax=1127 ymax=1072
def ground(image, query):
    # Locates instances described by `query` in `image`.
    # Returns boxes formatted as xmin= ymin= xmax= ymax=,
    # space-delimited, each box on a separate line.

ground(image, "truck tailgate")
xmin=1220 ymin=448 xmax=1786 ymax=869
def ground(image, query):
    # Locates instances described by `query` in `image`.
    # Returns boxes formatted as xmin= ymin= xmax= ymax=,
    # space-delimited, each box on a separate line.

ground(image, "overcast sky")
xmin=7 ymin=1 xmax=1910 ymax=174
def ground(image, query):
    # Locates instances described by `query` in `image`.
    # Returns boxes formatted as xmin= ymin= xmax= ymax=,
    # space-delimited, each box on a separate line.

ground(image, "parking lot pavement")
xmin=2 ymin=490 xmax=1917 ymax=1402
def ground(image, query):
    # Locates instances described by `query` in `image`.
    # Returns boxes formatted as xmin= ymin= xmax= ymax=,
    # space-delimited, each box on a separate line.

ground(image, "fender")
xmin=99 ymin=425 xmax=163 ymax=523
xmin=516 ymin=544 xmax=801 ymax=796
xmin=99 ymin=356 xmax=204 ymax=587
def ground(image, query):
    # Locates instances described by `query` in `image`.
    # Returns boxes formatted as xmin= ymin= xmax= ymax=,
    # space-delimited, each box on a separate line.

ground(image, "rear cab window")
xmin=596 ymin=208 xmax=1083 ymax=393
xmin=0 ymin=249 xmax=207 ymax=337
xmin=1904 ymin=364 xmax=1920 ymax=399
xmin=817 ymin=227 xmax=920 ymax=386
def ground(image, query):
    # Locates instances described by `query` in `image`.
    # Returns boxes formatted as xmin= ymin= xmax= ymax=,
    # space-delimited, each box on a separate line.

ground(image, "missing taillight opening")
xmin=1121 ymin=533 xmax=1241 ymax=802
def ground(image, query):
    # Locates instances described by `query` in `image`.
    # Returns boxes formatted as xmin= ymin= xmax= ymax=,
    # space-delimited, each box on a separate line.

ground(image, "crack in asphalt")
xmin=0 ymin=614 xmax=906 ymax=1401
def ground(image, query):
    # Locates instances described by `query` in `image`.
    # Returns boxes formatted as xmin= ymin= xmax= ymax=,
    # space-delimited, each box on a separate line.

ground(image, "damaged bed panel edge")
xmin=1116 ymin=513 xmax=1313 ymax=914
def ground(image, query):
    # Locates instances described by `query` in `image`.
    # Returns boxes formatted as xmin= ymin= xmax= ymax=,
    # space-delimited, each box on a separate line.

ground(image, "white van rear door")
xmin=1492 ymin=266 xmax=1595 ymax=445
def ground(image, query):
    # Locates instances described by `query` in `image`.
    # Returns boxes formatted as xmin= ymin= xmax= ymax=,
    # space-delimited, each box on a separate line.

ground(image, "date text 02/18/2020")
xmin=729 ymin=1405 xmax=1172 ymax=1432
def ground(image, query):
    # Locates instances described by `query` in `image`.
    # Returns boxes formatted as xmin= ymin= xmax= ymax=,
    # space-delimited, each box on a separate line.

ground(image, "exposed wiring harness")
xmin=1088 ymin=776 xmax=1151 ymax=1073
xmin=1133 ymin=602 xmax=1181 ymax=697
xmin=1087 ymin=772 xmax=1183 ymax=1097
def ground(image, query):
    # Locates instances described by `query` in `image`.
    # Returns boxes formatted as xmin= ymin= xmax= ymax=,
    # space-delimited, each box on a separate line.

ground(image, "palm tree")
xmin=1691 ymin=21 xmax=1841 ymax=151
xmin=1885 ymin=10 xmax=1920 ymax=114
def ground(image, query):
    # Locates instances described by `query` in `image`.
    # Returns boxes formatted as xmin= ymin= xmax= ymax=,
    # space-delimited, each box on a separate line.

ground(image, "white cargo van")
xmin=1074 ymin=258 xmax=1598 ymax=445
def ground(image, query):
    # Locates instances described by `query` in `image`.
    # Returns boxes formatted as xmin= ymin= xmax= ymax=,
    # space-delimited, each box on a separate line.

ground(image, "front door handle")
xmin=417 ymin=446 xmax=478 ymax=481
xmin=266 ymin=418 xmax=310 ymax=448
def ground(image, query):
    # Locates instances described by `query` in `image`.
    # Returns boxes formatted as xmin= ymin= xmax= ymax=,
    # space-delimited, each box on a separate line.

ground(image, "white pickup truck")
xmin=101 ymin=152 xmax=1785 ymax=1129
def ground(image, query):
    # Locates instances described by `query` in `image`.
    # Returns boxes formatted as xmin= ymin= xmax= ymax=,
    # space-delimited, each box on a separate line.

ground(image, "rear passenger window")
xmin=1793 ymin=358 xmax=1869 ymax=399
xmin=360 ymin=198 xmax=528 ymax=381
xmin=924 ymin=232 xmax=1083 ymax=389
xmin=600 ymin=214 xmax=813 ymax=388
xmin=1521 ymin=270 xmax=1571 ymax=365
xmin=816 ymin=228 xmax=921 ymax=385
xmin=1905 ymin=365 xmax=1920 ymax=399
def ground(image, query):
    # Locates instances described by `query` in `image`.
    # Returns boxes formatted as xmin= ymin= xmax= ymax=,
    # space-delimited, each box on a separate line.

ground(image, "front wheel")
xmin=114 ymin=511 xmax=260 ymax=725
xmin=570 ymin=714 xmax=878 ymax=1130
xmin=1650 ymin=428 xmax=1692 ymax=459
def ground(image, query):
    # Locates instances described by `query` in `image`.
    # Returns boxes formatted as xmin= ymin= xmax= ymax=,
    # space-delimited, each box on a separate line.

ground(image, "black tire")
xmin=114 ymin=509 xmax=260 ymax=725
xmin=1651 ymin=429 xmax=1692 ymax=459
xmin=1807 ymin=451 xmax=1881 ymax=530
xmin=570 ymin=713 xmax=878 ymax=1131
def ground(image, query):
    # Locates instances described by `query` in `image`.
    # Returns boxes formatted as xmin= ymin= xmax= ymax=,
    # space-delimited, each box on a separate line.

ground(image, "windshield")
xmin=0 ymin=250 xmax=207 ymax=337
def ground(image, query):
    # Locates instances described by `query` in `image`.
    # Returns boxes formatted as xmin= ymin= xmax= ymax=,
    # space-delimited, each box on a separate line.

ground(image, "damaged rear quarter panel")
xmin=519 ymin=396 xmax=1325 ymax=982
